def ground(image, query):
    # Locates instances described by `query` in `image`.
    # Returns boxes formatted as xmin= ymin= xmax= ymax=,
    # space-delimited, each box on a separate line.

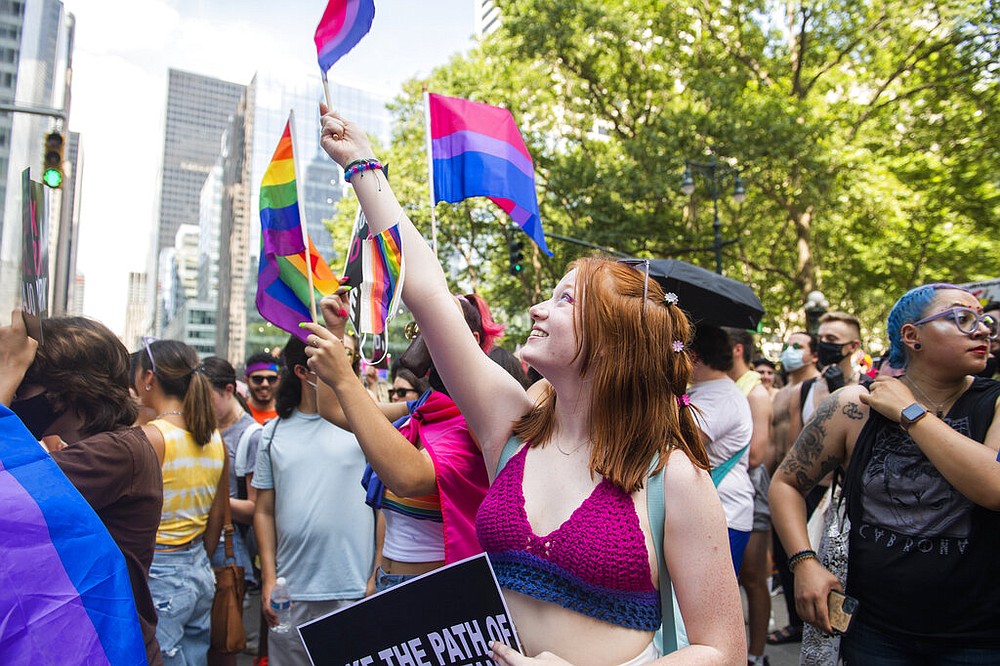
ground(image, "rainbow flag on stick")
xmin=256 ymin=112 xmax=339 ymax=341
xmin=0 ymin=407 xmax=146 ymax=663
xmin=314 ymin=0 xmax=376 ymax=72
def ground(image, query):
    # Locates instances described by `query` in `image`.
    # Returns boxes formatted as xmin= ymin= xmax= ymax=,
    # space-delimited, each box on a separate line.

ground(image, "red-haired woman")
xmin=302 ymin=108 xmax=745 ymax=665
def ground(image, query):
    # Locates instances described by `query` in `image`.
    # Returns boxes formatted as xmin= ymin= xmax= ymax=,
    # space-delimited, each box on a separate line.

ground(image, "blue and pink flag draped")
xmin=0 ymin=406 xmax=146 ymax=664
xmin=314 ymin=0 xmax=376 ymax=72
xmin=427 ymin=93 xmax=552 ymax=255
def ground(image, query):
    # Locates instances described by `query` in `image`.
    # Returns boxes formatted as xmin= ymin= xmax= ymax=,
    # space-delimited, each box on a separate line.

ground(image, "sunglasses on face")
xmin=249 ymin=374 xmax=279 ymax=386
xmin=913 ymin=306 xmax=999 ymax=340
xmin=390 ymin=387 xmax=418 ymax=399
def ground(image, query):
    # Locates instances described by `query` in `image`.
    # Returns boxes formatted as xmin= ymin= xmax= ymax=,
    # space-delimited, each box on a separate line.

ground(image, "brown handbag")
xmin=210 ymin=466 xmax=247 ymax=654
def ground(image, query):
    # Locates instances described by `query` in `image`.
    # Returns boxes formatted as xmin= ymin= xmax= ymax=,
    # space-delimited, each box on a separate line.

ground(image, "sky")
xmin=61 ymin=0 xmax=477 ymax=335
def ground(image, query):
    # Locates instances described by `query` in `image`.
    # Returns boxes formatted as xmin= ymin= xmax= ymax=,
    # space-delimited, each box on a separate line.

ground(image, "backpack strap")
xmin=648 ymin=454 xmax=687 ymax=654
xmin=710 ymin=444 xmax=749 ymax=487
xmin=799 ymin=377 xmax=817 ymax=414
xmin=495 ymin=435 xmax=522 ymax=476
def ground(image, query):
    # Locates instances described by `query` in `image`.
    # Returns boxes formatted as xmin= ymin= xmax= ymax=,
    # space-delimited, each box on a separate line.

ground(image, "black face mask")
xmin=10 ymin=392 xmax=58 ymax=439
xmin=816 ymin=340 xmax=848 ymax=367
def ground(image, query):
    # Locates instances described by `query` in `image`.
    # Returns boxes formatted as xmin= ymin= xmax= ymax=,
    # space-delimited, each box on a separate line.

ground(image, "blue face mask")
xmin=780 ymin=347 xmax=806 ymax=373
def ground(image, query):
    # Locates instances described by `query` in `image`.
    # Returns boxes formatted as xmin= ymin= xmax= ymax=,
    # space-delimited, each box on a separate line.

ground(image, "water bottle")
xmin=270 ymin=576 xmax=292 ymax=633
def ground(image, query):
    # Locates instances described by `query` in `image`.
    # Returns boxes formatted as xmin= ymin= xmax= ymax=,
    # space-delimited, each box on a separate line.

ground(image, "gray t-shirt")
xmin=221 ymin=413 xmax=261 ymax=499
xmin=252 ymin=409 xmax=375 ymax=601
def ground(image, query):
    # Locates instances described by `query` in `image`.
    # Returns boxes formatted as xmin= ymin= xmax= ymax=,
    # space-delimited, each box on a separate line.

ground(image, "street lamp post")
xmin=680 ymin=157 xmax=746 ymax=275
xmin=804 ymin=290 xmax=829 ymax=334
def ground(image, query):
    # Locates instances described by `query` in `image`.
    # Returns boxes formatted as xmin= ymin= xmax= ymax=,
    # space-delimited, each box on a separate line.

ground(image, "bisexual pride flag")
xmin=314 ymin=0 xmax=376 ymax=72
xmin=428 ymin=93 xmax=551 ymax=255
xmin=256 ymin=113 xmax=340 ymax=341
xmin=0 ymin=406 xmax=146 ymax=664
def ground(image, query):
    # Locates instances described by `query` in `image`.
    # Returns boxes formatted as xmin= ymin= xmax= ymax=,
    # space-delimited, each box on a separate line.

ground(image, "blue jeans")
xmin=209 ymin=528 xmax=255 ymax=583
xmin=842 ymin=619 xmax=1000 ymax=665
xmin=374 ymin=566 xmax=418 ymax=593
xmin=149 ymin=542 xmax=216 ymax=666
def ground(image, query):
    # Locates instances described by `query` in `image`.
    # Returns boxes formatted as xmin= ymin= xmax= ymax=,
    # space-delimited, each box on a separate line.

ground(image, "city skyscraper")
xmin=151 ymin=68 xmax=244 ymax=334
xmin=0 ymin=0 xmax=74 ymax=317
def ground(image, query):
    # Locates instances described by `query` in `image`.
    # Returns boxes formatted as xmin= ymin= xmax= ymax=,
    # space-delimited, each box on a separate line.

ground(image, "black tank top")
xmin=843 ymin=376 xmax=1000 ymax=646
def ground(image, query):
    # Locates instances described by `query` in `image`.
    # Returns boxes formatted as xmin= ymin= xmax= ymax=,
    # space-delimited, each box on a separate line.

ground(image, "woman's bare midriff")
xmin=503 ymin=589 xmax=655 ymax=665
xmin=380 ymin=556 xmax=444 ymax=575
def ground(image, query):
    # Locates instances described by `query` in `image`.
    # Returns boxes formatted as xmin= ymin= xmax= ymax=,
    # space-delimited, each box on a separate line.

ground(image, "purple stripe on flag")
xmin=317 ymin=0 xmax=376 ymax=71
xmin=431 ymin=131 xmax=534 ymax=180
xmin=256 ymin=257 xmax=311 ymax=341
xmin=0 ymin=468 xmax=109 ymax=664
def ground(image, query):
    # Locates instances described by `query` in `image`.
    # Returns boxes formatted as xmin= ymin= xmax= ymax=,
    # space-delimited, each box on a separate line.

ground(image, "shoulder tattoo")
xmin=778 ymin=394 xmax=843 ymax=493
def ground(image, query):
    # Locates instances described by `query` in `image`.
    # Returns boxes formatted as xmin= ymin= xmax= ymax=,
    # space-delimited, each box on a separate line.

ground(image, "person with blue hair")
xmin=770 ymin=282 xmax=1000 ymax=663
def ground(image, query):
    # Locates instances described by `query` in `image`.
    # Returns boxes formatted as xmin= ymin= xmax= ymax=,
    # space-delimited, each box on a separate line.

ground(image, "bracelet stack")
xmin=787 ymin=548 xmax=818 ymax=571
xmin=343 ymin=158 xmax=383 ymax=183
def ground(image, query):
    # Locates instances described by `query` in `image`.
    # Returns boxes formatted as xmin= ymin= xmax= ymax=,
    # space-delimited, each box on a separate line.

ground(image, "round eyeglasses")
xmin=913 ymin=306 xmax=999 ymax=340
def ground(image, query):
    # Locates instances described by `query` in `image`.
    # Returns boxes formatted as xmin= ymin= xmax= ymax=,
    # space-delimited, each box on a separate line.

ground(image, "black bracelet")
xmin=788 ymin=548 xmax=818 ymax=571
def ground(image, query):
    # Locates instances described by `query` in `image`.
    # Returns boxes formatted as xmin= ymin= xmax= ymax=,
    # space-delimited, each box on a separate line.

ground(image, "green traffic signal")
xmin=42 ymin=167 xmax=63 ymax=188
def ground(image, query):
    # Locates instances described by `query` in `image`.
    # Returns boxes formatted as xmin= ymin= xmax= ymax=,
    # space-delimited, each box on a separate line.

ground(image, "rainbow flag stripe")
xmin=256 ymin=115 xmax=339 ymax=341
xmin=314 ymin=0 xmax=376 ymax=72
xmin=361 ymin=225 xmax=403 ymax=335
xmin=0 ymin=407 xmax=146 ymax=664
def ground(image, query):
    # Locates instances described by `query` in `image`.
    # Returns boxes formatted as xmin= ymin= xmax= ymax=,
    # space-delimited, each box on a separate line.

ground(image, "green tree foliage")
xmin=332 ymin=0 xmax=999 ymax=346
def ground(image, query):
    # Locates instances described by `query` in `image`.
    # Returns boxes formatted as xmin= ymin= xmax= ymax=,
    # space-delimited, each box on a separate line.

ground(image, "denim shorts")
xmin=374 ymin=565 xmax=419 ymax=593
xmin=149 ymin=542 xmax=216 ymax=665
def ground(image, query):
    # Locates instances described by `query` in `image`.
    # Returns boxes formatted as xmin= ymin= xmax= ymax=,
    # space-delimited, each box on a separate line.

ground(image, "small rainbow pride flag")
xmin=256 ymin=112 xmax=339 ymax=341
xmin=0 ymin=406 xmax=147 ymax=663
xmin=314 ymin=0 xmax=376 ymax=72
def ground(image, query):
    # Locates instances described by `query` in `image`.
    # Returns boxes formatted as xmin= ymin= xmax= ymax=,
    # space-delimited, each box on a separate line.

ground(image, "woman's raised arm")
xmin=318 ymin=105 xmax=533 ymax=459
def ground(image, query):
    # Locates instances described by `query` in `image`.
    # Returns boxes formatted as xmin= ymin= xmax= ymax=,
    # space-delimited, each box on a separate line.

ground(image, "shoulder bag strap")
xmin=221 ymin=455 xmax=235 ymax=564
xmin=647 ymin=455 xmax=685 ymax=654
xmin=495 ymin=435 xmax=521 ymax=476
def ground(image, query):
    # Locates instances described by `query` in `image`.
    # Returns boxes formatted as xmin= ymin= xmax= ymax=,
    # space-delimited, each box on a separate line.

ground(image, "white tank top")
xmin=381 ymin=511 xmax=445 ymax=562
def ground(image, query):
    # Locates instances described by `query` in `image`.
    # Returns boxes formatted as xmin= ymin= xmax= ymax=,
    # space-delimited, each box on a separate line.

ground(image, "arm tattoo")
xmin=778 ymin=394 xmax=843 ymax=493
xmin=842 ymin=402 xmax=864 ymax=421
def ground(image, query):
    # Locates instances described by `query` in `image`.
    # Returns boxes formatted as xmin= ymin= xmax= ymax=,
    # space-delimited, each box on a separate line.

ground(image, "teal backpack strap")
xmin=648 ymin=455 xmax=681 ymax=655
xmin=710 ymin=444 xmax=749 ymax=487
xmin=495 ymin=435 xmax=521 ymax=476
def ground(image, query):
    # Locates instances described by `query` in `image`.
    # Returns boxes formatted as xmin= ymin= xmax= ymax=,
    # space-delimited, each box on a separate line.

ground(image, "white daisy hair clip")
xmin=672 ymin=340 xmax=685 ymax=353
xmin=663 ymin=292 xmax=679 ymax=306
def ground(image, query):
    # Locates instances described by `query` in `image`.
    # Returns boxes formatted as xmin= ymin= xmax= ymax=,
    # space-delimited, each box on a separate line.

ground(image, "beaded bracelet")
xmin=344 ymin=158 xmax=377 ymax=173
xmin=344 ymin=159 xmax=383 ymax=183
xmin=787 ymin=548 xmax=818 ymax=571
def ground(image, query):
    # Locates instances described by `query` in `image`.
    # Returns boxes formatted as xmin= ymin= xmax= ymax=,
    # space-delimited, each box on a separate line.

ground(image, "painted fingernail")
xmin=341 ymin=286 xmax=353 ymax=292
xmin=298 ymin=322 xmax=308 ymax=328
xmin=338 ymin=309 xmax=349 ymax=318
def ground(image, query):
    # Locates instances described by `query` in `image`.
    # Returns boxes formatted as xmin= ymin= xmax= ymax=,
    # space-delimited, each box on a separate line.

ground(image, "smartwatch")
xmin=899 ymin=402 xmax=928 ymax=432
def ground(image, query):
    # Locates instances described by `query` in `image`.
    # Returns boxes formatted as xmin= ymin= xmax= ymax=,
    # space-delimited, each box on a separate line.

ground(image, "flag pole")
xmin=322 ymin=71 xmax=334 ymax=113
xmin=422 ymin=83 xmax=438 ymax=258
xmin=288 ymin=109 xmax=318 ymax=323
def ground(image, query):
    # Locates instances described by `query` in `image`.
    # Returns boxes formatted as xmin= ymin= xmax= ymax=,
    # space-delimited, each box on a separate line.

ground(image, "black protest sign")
xmin=299 ymin=554 xmax=521 ymax=666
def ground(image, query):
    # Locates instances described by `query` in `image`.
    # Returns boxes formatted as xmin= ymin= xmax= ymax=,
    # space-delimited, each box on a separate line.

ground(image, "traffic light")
xmin=42 ymin=131 xmax=64 ymax=188
xmin=508 ymin=238 xmax=524 ymax=276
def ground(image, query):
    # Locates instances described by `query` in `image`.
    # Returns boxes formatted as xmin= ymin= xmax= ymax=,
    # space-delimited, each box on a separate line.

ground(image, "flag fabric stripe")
xmin=427 ymin=93 xmax=551 ymax=255
xmin=257 ymin=114 xmax=340 ymax=341
xmin=431 ymin=130 xmax=534 ymax=179
xmin=432 ymin=151 xmax=540 ymax=213
xmin=0 ymin=408 xmax=146 ymax=664
xmin=428 ymin=95 xmax=532 ymax=160
xmin=314 ymin=0 xmax=376 ymax=72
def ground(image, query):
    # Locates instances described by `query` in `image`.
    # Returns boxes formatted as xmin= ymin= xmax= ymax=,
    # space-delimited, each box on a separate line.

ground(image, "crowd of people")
xmin=1 ymin=106 xmax=998 ymax=666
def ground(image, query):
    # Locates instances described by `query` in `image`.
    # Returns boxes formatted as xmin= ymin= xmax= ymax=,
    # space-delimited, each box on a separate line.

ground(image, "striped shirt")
xmin=152 ymin=419 xmax=224 ymax=546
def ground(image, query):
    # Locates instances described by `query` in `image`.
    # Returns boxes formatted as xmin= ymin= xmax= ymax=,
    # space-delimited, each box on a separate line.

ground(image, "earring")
xmin=914 ymin=343 xmax=922 ymax=350
xmin=145 ymin=384 xmax=152 ymax=391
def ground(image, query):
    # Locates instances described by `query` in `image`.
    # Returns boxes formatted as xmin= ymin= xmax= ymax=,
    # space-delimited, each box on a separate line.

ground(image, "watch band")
xmin=900 ymin=402 xmax=928 ymax=431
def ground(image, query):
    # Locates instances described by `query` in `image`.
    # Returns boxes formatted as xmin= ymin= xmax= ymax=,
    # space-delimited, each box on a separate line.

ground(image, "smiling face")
xmin=907 ymin=289 xmax=991 ymax=375
xmin=521 ymin=269 xmax=582 ymax=378
xmin=246 ymin=370 xmax=279 ymax=406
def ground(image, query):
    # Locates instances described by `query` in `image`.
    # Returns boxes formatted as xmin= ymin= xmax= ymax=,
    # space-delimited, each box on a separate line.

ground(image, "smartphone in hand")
xmin=828 ymin=589 xmax=859 ymax=634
